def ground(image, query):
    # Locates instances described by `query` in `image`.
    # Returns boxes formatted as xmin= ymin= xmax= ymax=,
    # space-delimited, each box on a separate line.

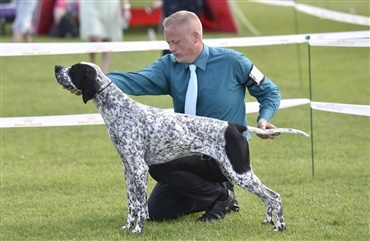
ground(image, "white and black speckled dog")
xmin=54 ymin=62 xmax=307 ymax=234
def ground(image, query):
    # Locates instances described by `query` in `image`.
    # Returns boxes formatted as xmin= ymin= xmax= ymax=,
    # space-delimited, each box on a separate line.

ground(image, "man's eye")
xmin=167 ymin=40 xmax=180 ymax=46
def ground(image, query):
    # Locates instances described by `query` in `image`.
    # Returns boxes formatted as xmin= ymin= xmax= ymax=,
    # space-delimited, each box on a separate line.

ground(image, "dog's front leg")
xmin=131 ymin=161 xmax=149 ymax=234
xmin=120 ymin=162 xmax=137 ymax=231
xmin=120 ymin=155 xmax=149 ymax=234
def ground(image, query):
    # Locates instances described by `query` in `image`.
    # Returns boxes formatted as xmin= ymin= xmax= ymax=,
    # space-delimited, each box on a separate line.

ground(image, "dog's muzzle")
xmin=54 ymin=65 xmax=63 ymax=73
xmin=54 ymin=65 xmax=76 ymax=90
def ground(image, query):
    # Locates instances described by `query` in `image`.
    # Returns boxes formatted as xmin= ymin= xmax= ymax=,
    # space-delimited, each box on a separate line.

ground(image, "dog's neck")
xmin=97 ymin=81 xmax=112 ymax=94
xmin=94 ymin=72 xmax=113 ymax=93
xmin=92 ymin=78 xmax=138 ymax=125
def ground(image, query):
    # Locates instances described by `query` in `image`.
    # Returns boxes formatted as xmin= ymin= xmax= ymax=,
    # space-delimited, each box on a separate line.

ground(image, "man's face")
xmin=164 ymin=23 xmax=197 ymax=63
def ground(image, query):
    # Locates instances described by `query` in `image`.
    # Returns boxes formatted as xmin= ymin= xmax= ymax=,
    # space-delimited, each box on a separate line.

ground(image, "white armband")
xmin=249 ymin=65 xmax=265 ymax=86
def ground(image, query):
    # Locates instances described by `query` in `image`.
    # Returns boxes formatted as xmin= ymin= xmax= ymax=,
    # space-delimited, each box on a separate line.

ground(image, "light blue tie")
xmin=185 ymin=64 xmax=197 ymax=115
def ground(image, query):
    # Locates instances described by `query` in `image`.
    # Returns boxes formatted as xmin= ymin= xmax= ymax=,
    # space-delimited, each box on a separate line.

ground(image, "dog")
xmin=54 ymin=62 xmax=307 ymax=234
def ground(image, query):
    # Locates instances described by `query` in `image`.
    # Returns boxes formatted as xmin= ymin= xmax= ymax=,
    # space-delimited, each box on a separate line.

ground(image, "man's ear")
xmin=193 ymin=31 xmax=201 ymax=43
xmin=69 ymin=64 xmax=97 ymax=104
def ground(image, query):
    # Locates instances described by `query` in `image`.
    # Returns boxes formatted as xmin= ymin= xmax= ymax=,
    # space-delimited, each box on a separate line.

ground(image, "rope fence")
xmin=251 ymin=0 xmax=370 ymax=26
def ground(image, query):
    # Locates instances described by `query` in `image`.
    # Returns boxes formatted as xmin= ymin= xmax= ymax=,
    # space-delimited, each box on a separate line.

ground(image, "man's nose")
xmin=168 ymin=43 xmax=175 ymax=52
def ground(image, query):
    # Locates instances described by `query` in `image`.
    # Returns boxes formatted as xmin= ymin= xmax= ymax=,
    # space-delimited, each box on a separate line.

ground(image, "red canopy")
xmin=36 ymin=0 xmax=238 ymax=35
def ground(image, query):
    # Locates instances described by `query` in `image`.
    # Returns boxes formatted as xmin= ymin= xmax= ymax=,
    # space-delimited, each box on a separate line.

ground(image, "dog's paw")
xmin=261 ymin=218 xmax=274 ymax=225
xmin=120 ymin=224 xmax=131 ymax=231
xmin=273 ymin=223 xmax=286 ymax=232
xmin=132 ymin=226 xmax=143 ymax=234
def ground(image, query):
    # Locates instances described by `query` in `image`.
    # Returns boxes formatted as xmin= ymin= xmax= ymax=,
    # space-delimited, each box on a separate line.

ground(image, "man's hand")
xmin=63 ymin=86 xmax=82 ymax=96
xmin=256 ymin=118 xmax=280 ymax=139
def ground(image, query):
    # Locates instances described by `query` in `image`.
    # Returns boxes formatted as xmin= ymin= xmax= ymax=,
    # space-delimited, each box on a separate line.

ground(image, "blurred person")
xmin=79 ymin=0 xmax=131 ymax=73
xmin=12 ymin=0 xmax=39 ymax=42
xmin=146 ymin=0 xmax=204 ymax=55
xmin=146 ymin=0 xmax=204 ymax=20
xmin=67 ymin=10 xmax=280 ymax=222
xmin=51 ymin=0 xmax=79 ymax=38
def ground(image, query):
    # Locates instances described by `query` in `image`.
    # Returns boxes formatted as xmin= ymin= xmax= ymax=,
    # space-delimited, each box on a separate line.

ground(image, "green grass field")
xmin=1 ymin=1 xmax=369 ymax=240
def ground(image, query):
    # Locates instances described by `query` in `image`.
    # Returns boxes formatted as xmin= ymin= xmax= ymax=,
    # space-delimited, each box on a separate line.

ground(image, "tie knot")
xmin=189 ymin=64 xmax=196 ymax=72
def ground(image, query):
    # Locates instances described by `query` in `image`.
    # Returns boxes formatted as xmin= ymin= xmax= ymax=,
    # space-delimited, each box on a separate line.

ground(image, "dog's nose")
xmin=54 ymin=65 xmax=62 ymax=73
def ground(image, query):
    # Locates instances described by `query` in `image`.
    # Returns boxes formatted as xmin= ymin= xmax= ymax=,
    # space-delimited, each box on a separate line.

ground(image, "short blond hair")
xmin=163 ymin=10 xmax=203 ymax=36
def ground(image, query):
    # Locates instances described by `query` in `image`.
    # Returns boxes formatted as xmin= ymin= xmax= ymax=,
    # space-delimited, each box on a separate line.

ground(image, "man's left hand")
xmin=256 ymin=118 xmax=280 ymax=139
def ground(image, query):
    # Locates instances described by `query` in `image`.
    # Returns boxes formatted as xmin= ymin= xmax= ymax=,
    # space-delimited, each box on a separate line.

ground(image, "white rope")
xmin=1 ymin=30 xmax=368 ymax=57
xmin=0 ymin=99 xmax=308 ymax=128
xmin=309 ymin=38 xmax=370 ymax=47
xmin=2 ymin=99 xmax=368 ymax=128
xmin=252 ymin=0 xmax=370 ymax=26
xmin=229 ymin=0 xmax=261 ymax=36
xmin=310 ymin=101 xmax=370 ymax=117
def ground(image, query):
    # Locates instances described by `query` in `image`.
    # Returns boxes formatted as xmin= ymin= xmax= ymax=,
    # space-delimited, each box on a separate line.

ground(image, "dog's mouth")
xmin=63 ymin=85 xmax=75 ymax=90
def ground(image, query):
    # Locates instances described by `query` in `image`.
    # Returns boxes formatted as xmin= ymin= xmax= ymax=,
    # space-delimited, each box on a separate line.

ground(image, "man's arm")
xmin=107 ymin=58 xmax=171 ymax=96
xmin=247 ymin=75 xmax=281 ymax=139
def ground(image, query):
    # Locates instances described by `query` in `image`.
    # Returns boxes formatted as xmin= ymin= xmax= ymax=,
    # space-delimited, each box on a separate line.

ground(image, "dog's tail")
xmin=245 ymin=125 xmax=309 ymax=137
xmin=234 ymin=123 xmax=248 ymax=134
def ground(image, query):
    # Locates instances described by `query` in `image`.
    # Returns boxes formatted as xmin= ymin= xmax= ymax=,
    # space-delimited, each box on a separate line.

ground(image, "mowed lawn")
xmin=1 ymin=1 xmax=369 ymax=240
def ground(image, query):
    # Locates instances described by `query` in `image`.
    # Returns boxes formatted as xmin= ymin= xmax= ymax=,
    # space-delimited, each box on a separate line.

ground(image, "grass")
xmin=1 ymin=1 xmax=369 ymax=240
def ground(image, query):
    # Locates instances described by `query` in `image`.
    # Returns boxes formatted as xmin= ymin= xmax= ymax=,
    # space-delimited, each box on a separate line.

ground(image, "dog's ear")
xmin=69 ymin=63 xmax=97 ymax=104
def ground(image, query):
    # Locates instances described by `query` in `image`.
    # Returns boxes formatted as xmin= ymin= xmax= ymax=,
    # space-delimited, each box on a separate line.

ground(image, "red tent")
xmin=36 ymin=0 xmax=238 ymax=35
xmin=128 ymin=0 xmax=238 ymax=33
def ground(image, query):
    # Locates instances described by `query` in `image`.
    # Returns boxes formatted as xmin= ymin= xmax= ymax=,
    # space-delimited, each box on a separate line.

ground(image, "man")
xmin=146 ymin=0 xmax=204 ymax=55
xmin=70 ymin=10 xmax=280 ymax=222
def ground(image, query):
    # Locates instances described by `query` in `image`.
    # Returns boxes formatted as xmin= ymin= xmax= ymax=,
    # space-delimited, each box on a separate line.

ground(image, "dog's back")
xmin=94 ymin=82 xmax=230 ymax=165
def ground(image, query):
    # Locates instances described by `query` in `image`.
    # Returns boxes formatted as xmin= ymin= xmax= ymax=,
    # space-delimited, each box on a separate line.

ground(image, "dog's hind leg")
xmin=222 ymin=124 xmax=285 ymax=231
xmin=229 ymin=170 xmax=286 ymax=232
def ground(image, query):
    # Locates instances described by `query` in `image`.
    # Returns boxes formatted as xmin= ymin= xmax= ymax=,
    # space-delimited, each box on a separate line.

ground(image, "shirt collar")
xmin=192 ymin=44 xmax=208 ymax=71
xmin=170 ymin=44 xmax=209 ymax=71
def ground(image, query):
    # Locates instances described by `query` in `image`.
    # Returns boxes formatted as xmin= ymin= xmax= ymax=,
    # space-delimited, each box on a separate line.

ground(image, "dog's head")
xmin=54 ymin=62 xmax=102 ymax=104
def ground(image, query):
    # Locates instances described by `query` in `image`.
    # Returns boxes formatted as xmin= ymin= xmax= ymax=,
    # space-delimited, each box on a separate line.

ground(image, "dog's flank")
xmin=54 ymin=62 xmax=290 ymax=234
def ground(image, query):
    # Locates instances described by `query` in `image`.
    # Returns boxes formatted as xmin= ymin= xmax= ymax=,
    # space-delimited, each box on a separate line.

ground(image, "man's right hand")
xmin=63 ymin=86 xmax=82 ymax=96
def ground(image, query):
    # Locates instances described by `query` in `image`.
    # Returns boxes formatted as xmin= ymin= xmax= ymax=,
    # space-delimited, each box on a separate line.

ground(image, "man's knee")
xmin=148 ymin=164 xmax=167 ymax=182
xmin=148 ymin=208 xmax=178 ymax=221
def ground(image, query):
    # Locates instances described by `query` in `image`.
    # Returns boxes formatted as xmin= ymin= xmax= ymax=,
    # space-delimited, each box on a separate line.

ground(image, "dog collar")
xmin=97 ymin=82 xmax=113 ymax=93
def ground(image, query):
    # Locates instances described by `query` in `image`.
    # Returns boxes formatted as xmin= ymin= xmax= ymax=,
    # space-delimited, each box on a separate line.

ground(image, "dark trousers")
xmin=147 ymin=155 xmax=231 ymax=220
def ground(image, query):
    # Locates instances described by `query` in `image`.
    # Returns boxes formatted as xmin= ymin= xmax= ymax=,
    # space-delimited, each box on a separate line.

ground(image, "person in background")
xmin=146 ymin=0 xmax=204 ymax=55
xmin=78 ymin=0 xmax=131 ymax=73
xmin=51 ymin=0 xmax=79 ymax=38
xmin=12 ymin=0 xmax=39 ymax=42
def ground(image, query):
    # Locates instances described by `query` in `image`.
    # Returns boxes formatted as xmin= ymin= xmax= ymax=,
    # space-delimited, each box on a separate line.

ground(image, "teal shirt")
xmin=107 ymin=45 xmax=280 ymax=140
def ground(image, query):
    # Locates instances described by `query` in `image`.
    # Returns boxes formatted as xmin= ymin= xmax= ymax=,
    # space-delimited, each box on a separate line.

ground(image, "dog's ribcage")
xmin=93 ymin=84 xmax=229 ymax=165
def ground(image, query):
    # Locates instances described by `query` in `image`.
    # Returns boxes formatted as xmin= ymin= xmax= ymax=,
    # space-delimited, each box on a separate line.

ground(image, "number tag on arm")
xmin=249 ymin=65 xmax=265 ymax=86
